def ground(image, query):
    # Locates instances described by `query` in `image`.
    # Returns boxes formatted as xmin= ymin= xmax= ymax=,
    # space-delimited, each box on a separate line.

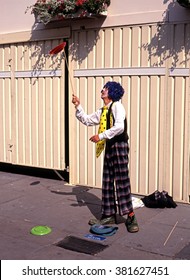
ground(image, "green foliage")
xmin=27 ymin=0 xmax=110 ymax=25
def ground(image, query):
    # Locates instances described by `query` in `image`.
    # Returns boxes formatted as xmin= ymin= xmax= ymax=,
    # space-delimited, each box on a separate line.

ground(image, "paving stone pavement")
xmin=0 ymin=165 xmax=190 ymax=260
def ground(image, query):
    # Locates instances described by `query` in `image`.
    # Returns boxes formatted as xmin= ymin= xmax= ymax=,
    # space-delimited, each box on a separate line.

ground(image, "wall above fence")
xmin=0 ymin=0 xmax=180 ymax=35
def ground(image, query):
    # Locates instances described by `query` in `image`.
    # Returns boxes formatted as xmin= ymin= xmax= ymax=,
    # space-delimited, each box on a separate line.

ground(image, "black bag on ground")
xmin=141 ymin=190 xmax=177 ymax=208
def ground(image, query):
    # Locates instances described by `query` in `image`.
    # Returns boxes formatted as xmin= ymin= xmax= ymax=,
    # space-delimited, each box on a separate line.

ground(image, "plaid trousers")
xmin=101 ymin=141 xmax=133 ymax=216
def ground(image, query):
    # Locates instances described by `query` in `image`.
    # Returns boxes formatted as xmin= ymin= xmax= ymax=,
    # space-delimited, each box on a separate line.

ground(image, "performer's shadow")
xmin=51 ymin=185 xmax=125 ymax=223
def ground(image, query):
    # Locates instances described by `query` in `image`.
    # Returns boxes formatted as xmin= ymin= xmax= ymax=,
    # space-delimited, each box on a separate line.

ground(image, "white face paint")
xmin=100 ymin=87 xmax=109 ymax=100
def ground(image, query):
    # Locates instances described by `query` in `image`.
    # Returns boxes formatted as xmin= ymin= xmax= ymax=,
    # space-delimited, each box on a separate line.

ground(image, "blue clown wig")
xmin=104 ymin=81 xmax=125 ymax=101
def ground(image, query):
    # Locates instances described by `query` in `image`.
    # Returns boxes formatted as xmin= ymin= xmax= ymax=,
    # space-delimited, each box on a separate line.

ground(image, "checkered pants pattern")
xmin=101 ymin=142 xmax=133 ymax=216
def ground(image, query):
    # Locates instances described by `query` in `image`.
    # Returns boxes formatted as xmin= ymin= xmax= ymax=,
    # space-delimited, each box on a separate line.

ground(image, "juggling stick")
xmin=163 ymin=221 xmax=178 ymax=246
xmin=49 ymin=42 xmax=75 ymax=95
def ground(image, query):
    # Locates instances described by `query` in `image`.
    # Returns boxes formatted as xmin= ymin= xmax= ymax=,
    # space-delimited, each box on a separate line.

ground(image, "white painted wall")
xmin=1 ymin=0 xmax=35 ymax=34
xmin=1 ymin=1 xmax=189 ymax=35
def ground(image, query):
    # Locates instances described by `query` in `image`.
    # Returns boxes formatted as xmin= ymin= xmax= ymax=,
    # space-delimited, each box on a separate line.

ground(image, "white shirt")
xmin=75 ymin=101 xmax=126 ymax=140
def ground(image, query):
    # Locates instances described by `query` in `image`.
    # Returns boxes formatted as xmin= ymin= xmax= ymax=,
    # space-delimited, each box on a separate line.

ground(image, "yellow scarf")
xmin=96 ymin=105 xmax=113 ymax=158
xmin=96 ymin=106 xmax=108 ymax=158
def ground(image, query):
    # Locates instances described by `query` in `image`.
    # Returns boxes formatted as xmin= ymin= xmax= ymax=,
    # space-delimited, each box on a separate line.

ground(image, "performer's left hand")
xmin=89 ymin=135 xmax=100 ymax=143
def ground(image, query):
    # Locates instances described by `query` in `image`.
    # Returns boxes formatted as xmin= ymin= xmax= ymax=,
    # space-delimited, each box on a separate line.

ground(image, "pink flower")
xmin=76 ymin=0 xmax=86 ymax=6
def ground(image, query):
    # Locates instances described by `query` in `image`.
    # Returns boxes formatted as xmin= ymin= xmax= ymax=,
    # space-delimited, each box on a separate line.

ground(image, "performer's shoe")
xmin=88 ymin=215 xmax=116 ymax=225
xmin=125 ymin=215 xmax=139 ymax=233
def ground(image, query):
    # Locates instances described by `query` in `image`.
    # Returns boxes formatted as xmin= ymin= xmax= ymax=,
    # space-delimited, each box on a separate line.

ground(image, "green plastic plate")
xmin=30 ymin=225 xmax=52 ymax=236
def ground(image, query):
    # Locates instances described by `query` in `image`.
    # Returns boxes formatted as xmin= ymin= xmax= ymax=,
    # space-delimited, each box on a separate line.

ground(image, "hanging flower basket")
xmin=27 ymin=0 xmax=110 ymax=25
xmin=177 ymin=0 xmax=190 ymax=9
